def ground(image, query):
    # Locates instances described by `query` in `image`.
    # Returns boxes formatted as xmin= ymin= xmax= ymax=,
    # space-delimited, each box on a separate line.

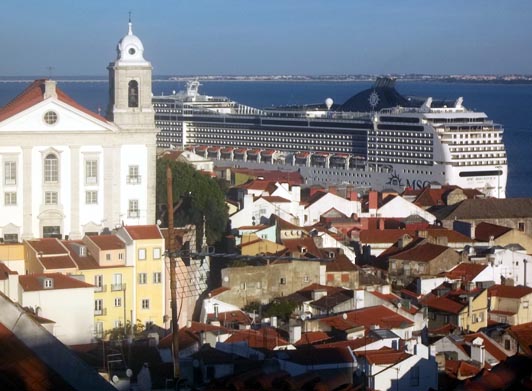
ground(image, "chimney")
xmin=289 ymin=325 xmax=301 ymax=344
xmin=271 ymin=316 xmax=278 ymax=328
xmin=349 ymin=189 xmax=358 ymax=201
xmin=328 ymin=186 xmax=337 ymax=195
xmin=44 ymin=80 xmax=58 ymax=99
xmin=186 ymin=320 xmax=192 ymax=328
xmin=369 ymin=191 xmax=379 ymax=214
xmin=471 ymin=337 xmax=485 ymax=365
xmin=378 ymin=218 xmax=385 ymax=230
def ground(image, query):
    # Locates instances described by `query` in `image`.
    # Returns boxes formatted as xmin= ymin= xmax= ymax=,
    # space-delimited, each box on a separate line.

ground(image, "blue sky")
xmin=1 ymin=0 xmax=531 ymax=76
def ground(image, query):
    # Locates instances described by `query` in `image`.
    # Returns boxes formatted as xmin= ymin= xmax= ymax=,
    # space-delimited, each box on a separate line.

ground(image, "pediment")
xmin=0 ymin=99 xmax=118 ymax=133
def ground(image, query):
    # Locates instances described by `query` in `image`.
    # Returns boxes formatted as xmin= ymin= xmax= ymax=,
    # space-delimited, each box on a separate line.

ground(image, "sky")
xmin=0 ymin=0 xmax=531 ymax=76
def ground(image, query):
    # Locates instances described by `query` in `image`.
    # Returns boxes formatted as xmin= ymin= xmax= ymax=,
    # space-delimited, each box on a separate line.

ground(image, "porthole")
xmin=43 ymin=111 xmax=58 ymax=125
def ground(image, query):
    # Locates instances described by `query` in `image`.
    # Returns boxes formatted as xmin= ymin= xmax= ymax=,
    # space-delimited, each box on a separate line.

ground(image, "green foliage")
xmin=243 ymin=301 xmax=261 ymax=314
xmin=156 ymin=159 xmax=229 ymax=245
xmin=104 ymin=320 xmax=145 ymax=341
xmin=263 ymin=299 xmax=297 ymax=323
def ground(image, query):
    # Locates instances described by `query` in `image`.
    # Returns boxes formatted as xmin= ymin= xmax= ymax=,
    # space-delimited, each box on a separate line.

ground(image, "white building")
xmin=18 ymin=272 xmax=95 ymax=345
xmin=0 ymin=21 xmax=157 ymax=241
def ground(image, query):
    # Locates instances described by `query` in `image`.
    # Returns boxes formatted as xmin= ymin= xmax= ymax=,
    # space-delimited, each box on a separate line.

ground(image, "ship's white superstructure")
xmin=153 ymin=78 xmax=507 ymax=197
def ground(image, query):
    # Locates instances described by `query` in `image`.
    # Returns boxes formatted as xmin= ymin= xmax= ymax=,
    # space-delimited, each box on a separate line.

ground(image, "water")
xmin=1 ymin=79 xmax=531 ymax=197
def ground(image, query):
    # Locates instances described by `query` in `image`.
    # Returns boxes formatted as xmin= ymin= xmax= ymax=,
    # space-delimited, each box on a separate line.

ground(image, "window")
xmin=4 ymin=192 xmax=16 ymax=206
xmin=280 ymin=277 xmax=286 ymax=285
xmin=43 ymin=111 xmax=58 ymax=125
xmin=85 ymin=160 xmax=97 ymax=184
xmin=86 ymin=191 xmax=98 ymax=204
xmin=128 ymin=200 xmax=139 ymax=218
xmin=94 ymin=322 xmax=104 ymax=338
xmin=114 ymin=320 xmax=122 ymax=328
xmin=3 ymin=233 xmax=18 ymax=243
xmin=106 ymin=254 xmax=111 ymax=261
xmin=94 ymin=275 xmax=103 ymax=292
xmin=128 ymin=80 xmax=139 ymax=107
xmin=4 ymin=161 xmax=16 ymax=185
xmin=153 ymin=248 xmax=161 ymax=259
xmin=127 ymin=165 xmax=141 ymax=184
xmin=519 ymin=222 xmax=525 ymax=232
xmin=112 ymin=273 xmax=123 ymax=291
xmin=240 ymin=282 xmax=246 ymax=290
xmin=138 ymin=248 xmax=146 ymax=260
xmin=114 ymin=298 xmax=122 ymax=307
xmin=94 ymin=299 xmax=103 ymax=315
xmin=153 ymin=272 xmax=161 ymax=284
xmin=141 ymin=299 xmax=150 ymax=309
xmin=43 ymin=226 xmax=61 ymax=239
xmin=139 ymin=273 xmax=147 ymax=284
xmin=118 ymin=252 xmax=124 ymax=260
xmin=44 ymin=154 xmax=58 ymax=183
xmin=45 ymin=191 xmax=58 ymax=205
xmin=43 ymin=278 xmax=53 ymax=289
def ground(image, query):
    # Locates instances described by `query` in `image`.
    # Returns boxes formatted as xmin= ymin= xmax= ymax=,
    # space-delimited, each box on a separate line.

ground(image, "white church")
xmin=0 ymin=21 xmax=157 ymax=241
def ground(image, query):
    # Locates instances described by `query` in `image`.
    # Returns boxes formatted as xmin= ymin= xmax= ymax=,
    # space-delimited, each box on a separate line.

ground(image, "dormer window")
xmin=128 ymin=80 xmax=139 ymax=107
xmin=43 ymin=278 xmax=53 ymax=289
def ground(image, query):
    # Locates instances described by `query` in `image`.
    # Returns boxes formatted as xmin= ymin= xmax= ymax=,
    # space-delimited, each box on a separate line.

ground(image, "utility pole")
xmin=166 ymin=163 xmax=180 ymax=381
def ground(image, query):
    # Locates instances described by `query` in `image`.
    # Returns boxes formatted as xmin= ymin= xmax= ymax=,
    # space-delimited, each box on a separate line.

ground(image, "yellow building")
xmin=64 ymin=236 xmax=135 ymax=337
xmin=116 ymin=225 xmax=166 ymax=329
xmin=488 ymin=285 xmax=532 ymax=326
xmin=0 ymin=243 xmax=25 ymax=274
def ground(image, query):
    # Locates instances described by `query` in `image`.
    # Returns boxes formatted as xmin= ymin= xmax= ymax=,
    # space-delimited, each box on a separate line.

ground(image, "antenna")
xmin=47 ymin=66 xmax=54 ymax=79
xmin=129 ymin=11 xmax=132 ymax=23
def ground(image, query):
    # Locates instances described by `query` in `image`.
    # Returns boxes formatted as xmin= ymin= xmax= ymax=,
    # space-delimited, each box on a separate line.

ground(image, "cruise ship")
xmin=154 ymin=78 xmax=508 ymax=197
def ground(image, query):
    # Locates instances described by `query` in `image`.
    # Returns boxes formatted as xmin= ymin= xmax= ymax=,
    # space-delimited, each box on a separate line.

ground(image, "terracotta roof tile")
xmin=320 ymin=305 xmax=413 ymax=331
xmin=445 ymin=198 xmax=532 ymax=220
xmin=40 ymin=255 xmax=78 ymax=271
xmin=359 ymin=229 xmax=417 ymax=244
xmin=422 ymin=294 xmax=465 ymax=314
xmin=26 ymin=238 xmax=69 ymax=255
xmin=123 ymin=225 xmax=163 ymax=240
xmin=0 ymin=79 xmax=107 ymax=123
xmin=390 ymin=242 xmax=451 ymax=263
xmin=293 ymin=331 xmax=334 ymax=346
xmin=19 ymin=273 xmax=94 ymax=292
xmin=463 ymin=333 xmax=508 ymax=362
xmin=85 ymin=235 xmax=125 ymax=251
xmin=355 ymin=347 xmax=411 ymax=365
xmin=225 ymin=327 xmax=288 ymax=350
xmin=0 ymin=263 xmax=17 ymax=280
xmin=488 ymin=284 xmax=532 ymax=299
xmin=475 ymin=222 xmax=513 ymax=241
xmin=446 ymin=263 xmax=488 ymax=281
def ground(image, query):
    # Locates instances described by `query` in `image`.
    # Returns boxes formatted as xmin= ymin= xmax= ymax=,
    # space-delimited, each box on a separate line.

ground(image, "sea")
xmin=1 ymin=78 xmax=531 ymax=198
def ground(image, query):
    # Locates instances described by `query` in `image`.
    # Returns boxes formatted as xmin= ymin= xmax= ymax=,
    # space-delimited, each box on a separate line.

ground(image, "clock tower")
xmin=107 ymin=19 xmax=154 ymax=130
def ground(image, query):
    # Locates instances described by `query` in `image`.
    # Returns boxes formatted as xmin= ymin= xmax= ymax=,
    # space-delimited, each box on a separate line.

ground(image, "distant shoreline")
xmin=1 ymin=75 xmax=532 ymax=84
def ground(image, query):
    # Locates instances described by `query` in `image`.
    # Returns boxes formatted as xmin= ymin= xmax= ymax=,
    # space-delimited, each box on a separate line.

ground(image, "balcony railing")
xmin=128 ymin=210 xmax=139 ymax=218
xmin=94 ymin=284 xmax=107 ymax=293
xmin=111 ymin=283 xmax=126 ymax=292
xmin=94 ymin=308 xmax=107 ymax=316
xmin=127 ymin=175 xmax=142 ymax=184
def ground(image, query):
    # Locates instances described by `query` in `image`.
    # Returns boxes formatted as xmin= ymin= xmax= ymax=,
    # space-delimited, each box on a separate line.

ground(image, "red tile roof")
xmin=359 ymin=229 xmax=418 ymax=244
xmin=208 ymin=286 xmax=230 ymax=297
xmin=85 ymin=235 xmax=125 ymax=251
xmin=123 ymin=225 xmax=163 ymax=240
xmin=0 ymin=263 xmax=17 ymax=280
xmin=293 ymin=331 xmax=334 ymax=346
xmin=355 ymin=347 xmax=411 ymax=365
xmin=315 ymin=336 xmax=376 ymax=350
xmin=508 ymin=321 xmax=532 ymax=356
xmin=446 ymin=263 xmax=488 ymax=281
xmin=39 ymin=255 xmax=78 ymax=271
xmin=26 ymin=238 xmax=69 ymax=255
xmin=422 ymin=294 xmax=465 ymax=314
xmin=278 ymin=347 xmax=355 ymax=365
xmin=19 ymin=273 xmax=94 ymax=292
xmin=475 ymin=222 xmax=512 ymax=241
xmin=445 ymin=359 xmax=481 ymax=379
xmin=320 ymin=305 xmax=414 ymax=331
xmin=225 ymin=327 xmax=288 ymax=350
xmin=0 ymin=323 xmax=75 ymax=390
xmin=488 ymin=284 xmax=532 ymax=299
xmin=390 ymin=242 xmax=451 ymax=263
xmin=0 ymin=79 xmax=107 ymax=123
xmin=261 ymin=196 xmax=291 ymax=203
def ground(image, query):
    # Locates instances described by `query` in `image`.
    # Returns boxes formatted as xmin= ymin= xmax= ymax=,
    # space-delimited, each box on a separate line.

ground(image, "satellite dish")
xmin=342 ymin=313 xmax=348 ymax=320
xmin=126 ymin=369 xmax=133 ymax=378
xmin=156 ymin=219 xmax=162 ymax=226
xmin=112 ymin=375 xmax=119 ymax=384
xmin=325 ymin=97 xmax=334 ymax=110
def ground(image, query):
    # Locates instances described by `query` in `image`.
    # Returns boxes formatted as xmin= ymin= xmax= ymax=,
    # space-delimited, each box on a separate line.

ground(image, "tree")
xmin=156 ymin=159 xmax=229 ymax=246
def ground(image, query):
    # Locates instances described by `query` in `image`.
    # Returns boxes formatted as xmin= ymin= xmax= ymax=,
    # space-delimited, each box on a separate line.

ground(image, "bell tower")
xmin=107 ymin=19 xmax=154 ymax=129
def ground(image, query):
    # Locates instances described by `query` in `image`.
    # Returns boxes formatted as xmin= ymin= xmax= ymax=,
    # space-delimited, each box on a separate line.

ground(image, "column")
xmin=21 ymin=146 xmax=33 ymax=239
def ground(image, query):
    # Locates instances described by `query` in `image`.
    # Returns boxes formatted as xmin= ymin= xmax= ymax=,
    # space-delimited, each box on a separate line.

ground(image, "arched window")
xmin=128 ymin=80 xmax=139 ymax=107
xmin=44 ymin=154 xmax=58 ymax=183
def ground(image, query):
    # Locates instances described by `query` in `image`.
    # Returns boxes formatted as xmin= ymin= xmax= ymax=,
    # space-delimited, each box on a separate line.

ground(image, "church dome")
xmin=116 ymin=21 xmax=146 ymax=63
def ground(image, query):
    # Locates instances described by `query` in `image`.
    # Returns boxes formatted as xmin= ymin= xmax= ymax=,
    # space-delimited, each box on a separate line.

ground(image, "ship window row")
xmin=375 ymin=150 xmax=432 ymax=159
xmin=449 ymin=146 xmax=505 ymax=153
xmin=453 ymin=159 xmax=506 ymax=167
xmin=403 ymin=169 xmax=433 ymax=176
xmin=375 ymin=131 xmax=431 ymax=138
xmin=451 ymin=153 xmax=506 ymax=160
xmin=374 ymin=157 xmax=431 ymax=165
xmin=194 ymin=127 xmax=357 ymax=140
xmin=310 ymin=170 xmax=371 ymax=179
xmin=375 ymin=145 xmax=433 ymax=154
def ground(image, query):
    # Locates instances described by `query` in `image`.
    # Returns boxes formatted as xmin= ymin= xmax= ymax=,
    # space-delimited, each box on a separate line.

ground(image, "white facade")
xmin=469 ymin=247 xmax=532 ymax=287
xmin=362 ymin=195 xmax=436 ymax=222
xmin=0 ymin=22 xmax=157 ymax=241
xmin=19 ymin=278 xmax=95 ymax=345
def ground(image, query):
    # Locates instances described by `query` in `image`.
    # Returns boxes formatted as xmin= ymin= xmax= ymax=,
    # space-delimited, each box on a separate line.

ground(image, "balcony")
xmin=128 ymin=210 xmax=139 ymax=218
xmin=127 ymin=175 xmax=142 ymax=185
xmin=111 ymin=283 xmax=126 ymax=292
xmin=94 ymin=284 xmax=107 ymax=293
xmin=94 ymin=308 xmax=107 ymax=316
